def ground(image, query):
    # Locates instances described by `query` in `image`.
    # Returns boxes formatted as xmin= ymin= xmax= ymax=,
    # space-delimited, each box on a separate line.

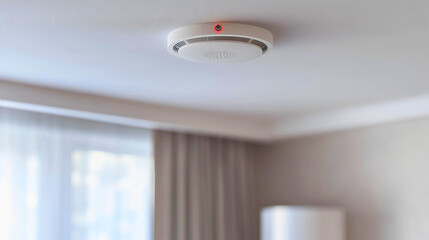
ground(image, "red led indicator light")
xmin=214 ymin=24 xmax=223 ymax=33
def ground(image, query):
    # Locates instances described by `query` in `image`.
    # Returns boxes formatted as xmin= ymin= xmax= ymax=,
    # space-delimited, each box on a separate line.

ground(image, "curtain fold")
xmin=154 ymin=130 xmax=257 ymax=240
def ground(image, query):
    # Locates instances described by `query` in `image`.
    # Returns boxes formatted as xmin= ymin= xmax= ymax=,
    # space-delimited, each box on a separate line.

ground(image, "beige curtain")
xmin=154 ymin=130 xmax=257 ymax=240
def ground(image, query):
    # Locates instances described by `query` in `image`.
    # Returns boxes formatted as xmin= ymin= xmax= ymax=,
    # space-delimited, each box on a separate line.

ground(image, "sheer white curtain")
xmin=0 ymin=108 xmax=153 ymax=240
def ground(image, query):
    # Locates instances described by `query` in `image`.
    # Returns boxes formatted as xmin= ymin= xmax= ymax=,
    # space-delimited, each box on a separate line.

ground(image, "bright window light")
xmin=0 ymin=108 xmax=153 ymax=240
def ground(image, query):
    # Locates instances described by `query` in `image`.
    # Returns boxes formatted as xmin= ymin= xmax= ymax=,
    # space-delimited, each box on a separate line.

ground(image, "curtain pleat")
xmin=154 ymin=131 xmax=257 ymax=240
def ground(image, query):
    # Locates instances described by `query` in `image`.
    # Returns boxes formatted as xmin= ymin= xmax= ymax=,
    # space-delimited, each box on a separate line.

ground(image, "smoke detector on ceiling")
xmin=167 ymin=23 xmax=273 ymax=63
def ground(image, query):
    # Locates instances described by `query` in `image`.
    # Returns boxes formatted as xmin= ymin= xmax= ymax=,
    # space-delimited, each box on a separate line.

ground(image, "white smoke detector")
xmin=168 ymin=23 xmax=273 ymax=63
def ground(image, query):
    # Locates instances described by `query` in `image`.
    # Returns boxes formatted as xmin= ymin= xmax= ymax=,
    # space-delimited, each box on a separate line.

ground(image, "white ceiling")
xmin=0 ymin=0 xmax=428 ymax=138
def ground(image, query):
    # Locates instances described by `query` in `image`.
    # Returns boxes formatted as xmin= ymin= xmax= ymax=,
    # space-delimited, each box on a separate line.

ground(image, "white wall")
xmin=256 ymin=118 xmax=429 ymax=240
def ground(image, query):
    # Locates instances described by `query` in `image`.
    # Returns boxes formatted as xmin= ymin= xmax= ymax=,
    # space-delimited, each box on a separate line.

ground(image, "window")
xmin=71 ymin=150 xmax=152 ymax=240
xmin=0 ymin=108 xmax=153 ymax=240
